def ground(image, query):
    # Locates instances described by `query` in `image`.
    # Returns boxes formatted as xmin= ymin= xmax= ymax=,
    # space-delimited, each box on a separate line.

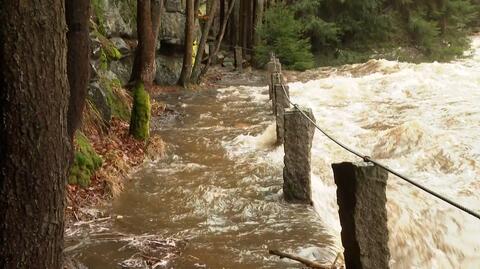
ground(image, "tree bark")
xmin=254 ymin=0 xmax=264 ymax=46
xmin=0 ymin=0 xmax=70 ymax=268
xmin=129 ymin=0 xmax=158 ymax=140
xmin=66 ymin=0 xmax=91 ymax=142
xmin=231 ymin=0 xmax=240 ymax=47
xmin=191 ymin=0 xmax=219 ymax=83
xmin=200 ymin=0 xmax=237 ymax=78
xmin=151 ymin=0 xmax=164 ymax=42
xmin=130 ymin=0 xmax=159 ymax=85
xmin=178 ymin=0 xmax=195 ymax=87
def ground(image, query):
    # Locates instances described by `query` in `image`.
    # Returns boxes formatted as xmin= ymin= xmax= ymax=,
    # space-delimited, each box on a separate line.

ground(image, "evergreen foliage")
xmin=260 ymin=0 xmax=479 ymax=66
xmin=254 ymin=5 xmax=314 ymax=71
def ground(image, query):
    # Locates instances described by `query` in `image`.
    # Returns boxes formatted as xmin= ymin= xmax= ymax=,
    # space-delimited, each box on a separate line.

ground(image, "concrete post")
xmin=274 ymin=58 xmax=282 ymax=73
xmin=270 ymin=72 xmax=282 ymax=102
xmin=332 ymin=162 xmax=390 ymax=269
xmin=234 ymin=46 xmax=243 ymax=71
xmin=266 ymin=62 xmax=276 ymax=100
xmin=283 ymin=107 xmax=315 ymax=203
xmin=274 ymin=84 xmax=290 ymax=145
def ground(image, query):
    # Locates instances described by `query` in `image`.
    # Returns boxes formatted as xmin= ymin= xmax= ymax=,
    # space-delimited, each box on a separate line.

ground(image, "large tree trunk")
xmin=0 ymin=0 xmax=70 ymax=268
xmin=129 ymin=0 xmax=158 ymax=140
xmin=178 ymin=0 xmax=195 ymax=87
xmin=151 ymin=0 xmax=164 ymax=41
xmin=200 ymin=0 xmax=237 ymax=78
xmin=130 ymin=0 xmax=158 ymax=84
xmin=232 ymin=0 xmax=240 ymax=46
xmin=254 ymin=0 xmax=264 ymax=46
xmin=66 ymin=0 xmax=91 ymax=142
xmin=191 ymin=0 xmax=219 ymax=83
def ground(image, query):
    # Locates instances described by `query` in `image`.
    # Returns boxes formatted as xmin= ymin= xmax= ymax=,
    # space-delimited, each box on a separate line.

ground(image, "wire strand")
xmin=274 ymin=67 xmax=480 ymax=221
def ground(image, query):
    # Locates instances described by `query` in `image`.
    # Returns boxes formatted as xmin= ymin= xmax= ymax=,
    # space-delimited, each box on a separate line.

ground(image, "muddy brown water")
xmin=65 ymin=86 xmax=337 ymax=268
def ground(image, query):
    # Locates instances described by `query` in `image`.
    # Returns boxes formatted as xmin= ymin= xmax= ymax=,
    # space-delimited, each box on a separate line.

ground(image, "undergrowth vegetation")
xmin=255 ymin=0 xmax=479 ymax=68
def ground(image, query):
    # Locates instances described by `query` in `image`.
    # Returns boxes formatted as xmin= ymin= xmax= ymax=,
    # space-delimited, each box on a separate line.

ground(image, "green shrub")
xmin=254 ymin=5 xmax=314 ymax=71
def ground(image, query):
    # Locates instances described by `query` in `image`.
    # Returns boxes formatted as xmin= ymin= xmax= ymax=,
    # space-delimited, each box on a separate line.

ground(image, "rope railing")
xmin=271 ymin=55 xmax=480 ymax=221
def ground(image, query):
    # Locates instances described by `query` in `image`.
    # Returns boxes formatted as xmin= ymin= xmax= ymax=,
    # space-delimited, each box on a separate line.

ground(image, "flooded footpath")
xmin=66 ymin=35 xmax=480 ymax=268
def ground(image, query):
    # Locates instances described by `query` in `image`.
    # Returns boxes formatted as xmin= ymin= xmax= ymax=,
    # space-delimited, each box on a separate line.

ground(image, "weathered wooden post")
xmin=234 ymin=46 xmax=243 ymax=71
xmin=274 ymin=84 xmax=290 ymax=144
xmin=332 ymin=162 xmax=390 ymax=269
xmin=283 ymin=107 xmax=315 ymax=203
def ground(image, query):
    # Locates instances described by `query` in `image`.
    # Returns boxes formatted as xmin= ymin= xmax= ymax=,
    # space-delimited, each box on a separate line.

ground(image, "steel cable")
xmin=274 ymin=68 xmax=480 ymax=221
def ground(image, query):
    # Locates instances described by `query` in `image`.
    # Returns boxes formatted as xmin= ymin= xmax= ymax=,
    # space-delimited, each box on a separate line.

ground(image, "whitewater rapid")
xmin=224 ymin=35 xmax=480 ymax=268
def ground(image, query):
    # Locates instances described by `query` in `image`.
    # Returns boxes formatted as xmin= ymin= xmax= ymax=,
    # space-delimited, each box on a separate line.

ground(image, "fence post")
xmin=283 ymin=107 xmax=315 ymax=203
xmin=267 ymin=59 xmax=275 ymax=97
xmin=331 ymin=162 xmax=390 ymax=269
xmin=234 ymin=46 xmax=243 ymax=72
xmin=270 ymin=72 xmax=282 ymax=104
xmin=274 ymin=84 xmax=290 ymax=144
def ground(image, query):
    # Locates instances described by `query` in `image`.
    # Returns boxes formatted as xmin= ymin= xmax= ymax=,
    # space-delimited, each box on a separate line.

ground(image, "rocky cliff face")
xmin=86 ymin=0 xmax=192 ymax=125
xmin=91 ymin=0 xmax=190 ymax=88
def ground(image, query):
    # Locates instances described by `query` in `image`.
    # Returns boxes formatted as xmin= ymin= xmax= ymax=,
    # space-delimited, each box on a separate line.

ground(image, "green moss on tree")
xmin=129 ymin=82 xmax=151 ymax=141
xmin=68 ymin=132 xmax=103 ymax=187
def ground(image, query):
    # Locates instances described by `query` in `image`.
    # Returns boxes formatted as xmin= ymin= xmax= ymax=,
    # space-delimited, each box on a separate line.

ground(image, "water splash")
xmin=232 ymin=35 xmax=480 ymax=268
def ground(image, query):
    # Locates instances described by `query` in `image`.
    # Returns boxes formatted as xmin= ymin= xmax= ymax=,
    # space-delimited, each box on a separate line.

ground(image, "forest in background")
xmin=255 ymin=0 xmax=480 ymax=70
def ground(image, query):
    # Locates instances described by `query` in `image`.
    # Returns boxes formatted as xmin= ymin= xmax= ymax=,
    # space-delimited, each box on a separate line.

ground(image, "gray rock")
xmin=165 ymin=0 xmax=185 ymax=12
xmin=105 ymin=7 xmax=133 ymax=37
xmin=87 ymin=81 xmax=112 ymax=125
xmin=222 ymin=57 xmax=234 ymax=68
xmin=155 ymin=54 xmax=183 ymax=85
xmin=109 ymin=37 xmax=130 ymax=55
xmin=160 ymin=12 xmax=186 ymax=45
xmin=90 ymin=35 xmax=102 ymax=60
xmin=332 ymin=162 xmax=390 ymax=269
xmin=110 ymin=56 xmax=134 ymax=85
xmin=283 ymin=107 xmax=315 ymax=204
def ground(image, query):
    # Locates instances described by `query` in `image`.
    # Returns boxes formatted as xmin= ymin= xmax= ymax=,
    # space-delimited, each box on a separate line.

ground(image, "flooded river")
xmin=66 ymin=35 xmax=480 ymax=268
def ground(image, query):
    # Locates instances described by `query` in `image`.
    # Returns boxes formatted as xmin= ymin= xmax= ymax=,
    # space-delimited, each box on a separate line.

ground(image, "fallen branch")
xmin=268 ymin=249 xmax=331 ymax=269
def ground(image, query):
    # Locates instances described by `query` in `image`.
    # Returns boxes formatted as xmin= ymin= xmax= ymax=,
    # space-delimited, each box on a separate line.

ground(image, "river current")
xmin=66 ymin=35 xmax=480 ymax=268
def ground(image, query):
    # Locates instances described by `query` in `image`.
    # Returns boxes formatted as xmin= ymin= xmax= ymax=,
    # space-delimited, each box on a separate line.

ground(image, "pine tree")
xmin=255 ymin=4 xmax=314 ymax=71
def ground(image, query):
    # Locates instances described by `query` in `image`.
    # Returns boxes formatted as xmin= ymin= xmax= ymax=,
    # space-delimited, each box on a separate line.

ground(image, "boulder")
xmin=155 ymin=54 xmax=183 ymax=85
xmin=87 ymin=81 xmax=112 ymax=125
xmin=165 ymin=0 xmax=185 ymax=13
xmin=94 ymin=0 xmax=135 ymax=37
xmin=222 ymin=57 xmax=234 ymax=68
xmin=109 ymin=37 xmax=130 ymax=55
xmin=110 ymin=56 xmax=134 ymax=86
xmin=159 ymin=12 xmax=186 ymax=45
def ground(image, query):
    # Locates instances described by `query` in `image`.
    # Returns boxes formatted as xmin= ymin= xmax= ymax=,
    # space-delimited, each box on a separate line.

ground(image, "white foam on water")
xmin=225 ymin=35 xmax=480 ymax=268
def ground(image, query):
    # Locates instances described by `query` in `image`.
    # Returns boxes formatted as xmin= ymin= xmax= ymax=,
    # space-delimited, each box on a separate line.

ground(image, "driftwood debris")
xmin=269 ymin=249 xmax=340 ymax=269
